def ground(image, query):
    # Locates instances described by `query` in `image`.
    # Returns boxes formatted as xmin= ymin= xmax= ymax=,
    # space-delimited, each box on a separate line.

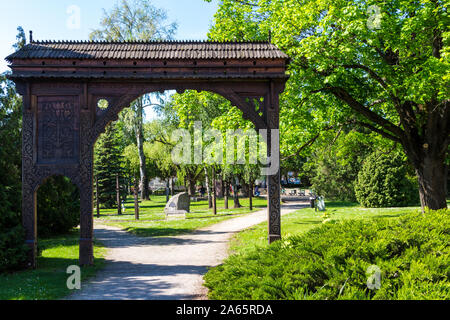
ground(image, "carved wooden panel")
xmin=37 ymin=96 xmax=80 ymax=164
xmin=18 ymin=78 xmax=286 ymax=268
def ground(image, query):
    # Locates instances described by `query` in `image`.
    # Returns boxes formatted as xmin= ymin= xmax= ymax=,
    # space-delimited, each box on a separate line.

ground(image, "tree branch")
xmin=353 ymin=121 xmax=402 ymax=143
xmin=312 ymin=86 xmax=405 ymax=141
xmin=230 ymin=0 xmax=259 ymax=7
xmin=342 ymin=64 xmax=389 ymax=90
xmin=281 ymin=124 xmax=337 ymax=161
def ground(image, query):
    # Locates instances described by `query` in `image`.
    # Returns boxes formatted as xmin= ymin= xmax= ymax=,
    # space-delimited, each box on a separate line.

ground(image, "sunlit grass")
xmin=0 ymin=230 xmax=107 ymax=300
xmin=95 ymin=195 xmax=268 ymax=237
xmin=228 ymin=201 xmax=422 ymax=255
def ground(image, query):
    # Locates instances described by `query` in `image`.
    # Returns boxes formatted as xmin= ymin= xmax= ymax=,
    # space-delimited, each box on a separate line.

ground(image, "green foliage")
xmin=204 ymin=209 xmax=450 ymax=300
xmin=144 ymin=120 xmax=178 ymax=179
xmin=13 ymin=26 xmax=26 ymax=51
xmin=91 ymin=0 xmax=178 ymax=201
xmin=94 ymin=122 xmax=127 ymax=208
xmin=307 ymin=130 xmax=388 ymax=201
xmin=355 ymin=152 xmax=420 ymax=207
xmin=36 ymin=176 xmax=80 ymax=238
xmin=0 ymin=73 xmax=28 ymax=272
xmin=122 ymin=140 xmax=163 ymax=181
xmin=207 ymin=0 xmax=449 ymax=209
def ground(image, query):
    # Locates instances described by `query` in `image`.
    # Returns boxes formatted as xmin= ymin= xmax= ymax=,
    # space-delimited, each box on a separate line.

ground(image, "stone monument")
xmin=164 ymin=192 xmax=190 ymax=220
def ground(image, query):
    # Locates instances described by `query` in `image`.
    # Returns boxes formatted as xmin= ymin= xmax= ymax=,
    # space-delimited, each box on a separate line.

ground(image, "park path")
xmin=67 ymin=202 xmax=308 ymax=300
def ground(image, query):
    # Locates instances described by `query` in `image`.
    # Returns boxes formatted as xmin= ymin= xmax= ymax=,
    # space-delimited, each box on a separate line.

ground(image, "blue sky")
xmin=0 ymin=0 xmax=219 ymax=120
xmin=0 ymin=0 xmax=219 ymax=73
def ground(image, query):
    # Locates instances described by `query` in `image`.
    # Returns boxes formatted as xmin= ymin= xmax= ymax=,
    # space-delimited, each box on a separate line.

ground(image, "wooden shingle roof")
xmin=6 ymin=40 xmax=289 ymax=61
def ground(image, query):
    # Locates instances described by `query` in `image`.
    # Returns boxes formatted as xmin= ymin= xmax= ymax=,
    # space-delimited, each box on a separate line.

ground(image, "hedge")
xmin=204 ymin=209 xmax=449 ymax=300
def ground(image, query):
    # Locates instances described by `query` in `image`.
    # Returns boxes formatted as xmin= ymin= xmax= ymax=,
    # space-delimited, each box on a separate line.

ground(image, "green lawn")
xmin=228 ymin=201 xmax=422 ymax=256
xmin=0 ymin=230 xmax=107 ymax=300
xmin=95 ymin=195 xmax=268 ymax=237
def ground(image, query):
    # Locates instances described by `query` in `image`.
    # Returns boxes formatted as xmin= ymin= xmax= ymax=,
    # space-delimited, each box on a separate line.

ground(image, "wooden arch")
xmin=6 ymin=40 xmax=289 ymax=267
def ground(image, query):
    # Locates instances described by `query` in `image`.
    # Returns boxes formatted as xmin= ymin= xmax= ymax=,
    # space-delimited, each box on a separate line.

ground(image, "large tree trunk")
xmin=327 ymin=85 xmax=449 ymax=211
xmin=187 ymin=178 xmax=196 ymax=196
xmin=415 ymin=155 xmax=448 ymax=210
xmin=401 ymin=116 xmax=448 ymax=211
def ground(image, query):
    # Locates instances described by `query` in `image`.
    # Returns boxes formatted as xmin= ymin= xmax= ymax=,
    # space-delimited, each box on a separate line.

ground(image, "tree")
xmin=94 ymin=122 xmax=126 ymax=208
xmin=0 ymin=27 xmax=29 ymax=271
xmin=145 ymin=120 xmax=178 ymax=196
xmin=13 ymin=26 xmax=26 ymax=52
xmin=90 ymin=0 xmax=177 ymax=200
xmin=355 ymin=151 xmax=420 ymax=207
xmin=0 ymin=73 xmax=28 ymax=271
xmin=37 ymin=176 xmax=80 ymax=237
xmin=168 ymin=91 xmax=232 ymax=196
xmin=211 ymin=104 xmax=259 ymax=208
xmin=207 ymin=0 xmax=449 ymax=210
xmin=305 ymin=129 xmax=388 ymax=202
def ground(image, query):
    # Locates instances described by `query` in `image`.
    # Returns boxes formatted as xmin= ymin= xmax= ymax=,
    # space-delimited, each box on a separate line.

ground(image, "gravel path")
xmin=67 ymin=202 xmax=308 ymax=300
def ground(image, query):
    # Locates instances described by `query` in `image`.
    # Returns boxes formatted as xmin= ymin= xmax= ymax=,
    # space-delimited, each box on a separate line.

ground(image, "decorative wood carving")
xmin=37 ymin=96 xmax=80 ymax=164
xmin=12 ymin=62 xmax=287 ymax=269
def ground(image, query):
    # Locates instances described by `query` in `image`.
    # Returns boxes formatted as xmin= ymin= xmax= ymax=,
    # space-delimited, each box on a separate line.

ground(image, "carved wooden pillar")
xmin=79 ymin=173 xmax=94 ymax=266
xmin=266 ymin=81 xmax=282 ymax=244
xmin=79 ymin=161 xmax=94 ymax=265
xmin=79 ymin=95 xmax=94 ymax=266
xmin=22 ymin=106 xmax=37 ymax=268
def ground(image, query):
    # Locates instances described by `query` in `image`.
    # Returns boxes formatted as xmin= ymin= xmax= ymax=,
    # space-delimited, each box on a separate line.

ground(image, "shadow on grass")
xmin=369 ymin=213 xmax=406 ymax=219
xmin=100 ymin=227 xmax=231 ymax=244
xmin=292 ymin=219 xmax=322 ymax=225
xmin=325 ymin=201 xmax=360 ymax=208
xmin=124 ymin=227 xmax=194 ymax=238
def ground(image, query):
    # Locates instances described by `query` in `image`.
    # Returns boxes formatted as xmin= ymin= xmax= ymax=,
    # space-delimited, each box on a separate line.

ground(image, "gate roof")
xmin=6 ymin=40 xmax=289 ymax=61
xmin=6 ymin=40 xmax=289 ymax=81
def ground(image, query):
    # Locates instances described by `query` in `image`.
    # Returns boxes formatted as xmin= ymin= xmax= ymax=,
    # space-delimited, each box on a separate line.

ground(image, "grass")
xmin=0 ymin=230 xmax=107 ymax=300
xmin=95 ymin=195 xmax=267 ymax=237
xmin=228 ymin=201 xmax=422 ymax=256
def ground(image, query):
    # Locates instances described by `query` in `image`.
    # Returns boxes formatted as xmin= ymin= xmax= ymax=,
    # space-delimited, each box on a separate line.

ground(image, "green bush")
xmin=37 ymin=176 xmax=80 ymax=237
xmin=354 ymin=152 xmax=420 ymax=207
xmin=204 ymin=209 xmax=449 ymax=300
xmin=307 ymin=131 xmax=376 ymax=202
xmin=0 ymin=74 xmax=29 ymax=272
xmin=0 ymin=224 xmax=28 ymax=273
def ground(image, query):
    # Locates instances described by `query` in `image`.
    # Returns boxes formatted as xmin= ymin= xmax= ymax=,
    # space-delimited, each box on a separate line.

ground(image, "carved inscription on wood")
xmin=37 ymin=96 xmax=80 ymax=164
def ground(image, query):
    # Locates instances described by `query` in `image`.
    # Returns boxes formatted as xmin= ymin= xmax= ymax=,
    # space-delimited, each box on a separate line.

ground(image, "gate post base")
xmin=268 ymin=234 xmax=281 ymax=244
xmin=25 ymin=240 xmax=37 ymax=269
